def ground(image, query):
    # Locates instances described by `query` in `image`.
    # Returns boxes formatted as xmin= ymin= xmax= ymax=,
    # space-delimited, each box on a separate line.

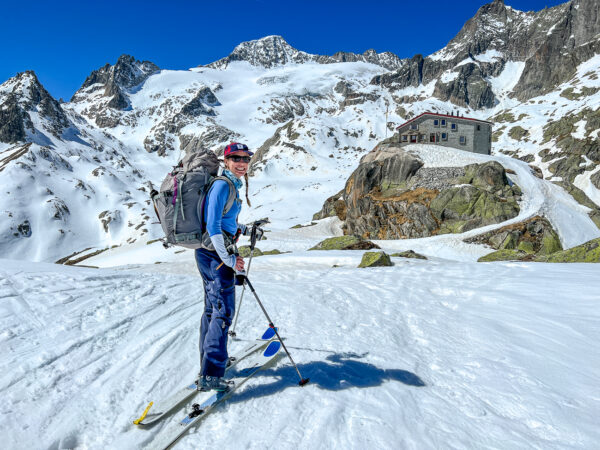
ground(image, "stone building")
xmin=395 ymin=112 xmax=492 ymax=155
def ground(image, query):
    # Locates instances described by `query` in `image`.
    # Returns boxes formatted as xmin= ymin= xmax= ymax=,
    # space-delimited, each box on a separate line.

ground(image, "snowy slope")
xmin=1 ymin=243 xmax=599 ymax=449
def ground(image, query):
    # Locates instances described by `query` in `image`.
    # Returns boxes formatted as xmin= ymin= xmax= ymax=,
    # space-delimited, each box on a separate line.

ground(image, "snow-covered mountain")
xmin=1 ymin=0 xmax=599 ymax=263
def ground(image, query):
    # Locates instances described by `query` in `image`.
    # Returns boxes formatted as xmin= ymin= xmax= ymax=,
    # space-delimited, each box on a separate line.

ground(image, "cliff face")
xmin=371 ymin=0 xmax=600 ymax=107
xmin=341 ymin=144 xmax=521 ymax=239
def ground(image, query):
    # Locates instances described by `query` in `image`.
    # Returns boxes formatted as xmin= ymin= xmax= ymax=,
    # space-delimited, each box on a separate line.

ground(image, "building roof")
xmin=396 ymin=111 xmax=493 ymax=130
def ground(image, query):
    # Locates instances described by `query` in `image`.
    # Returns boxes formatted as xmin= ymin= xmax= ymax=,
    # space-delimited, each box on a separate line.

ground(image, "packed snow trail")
xmin=1 ymin=255 xmax=599 ymax=449
xmin=404 ymin=144 xmax=600 ymax=250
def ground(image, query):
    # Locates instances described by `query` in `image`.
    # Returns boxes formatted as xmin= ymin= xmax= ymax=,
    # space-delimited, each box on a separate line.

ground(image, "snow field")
xmin=1 ymin=253 xmax=599 ymax=449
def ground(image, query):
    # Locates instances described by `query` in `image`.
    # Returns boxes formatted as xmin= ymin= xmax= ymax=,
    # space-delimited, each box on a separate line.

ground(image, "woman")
xmin=195 ymin=142 xmax=253 ymax=392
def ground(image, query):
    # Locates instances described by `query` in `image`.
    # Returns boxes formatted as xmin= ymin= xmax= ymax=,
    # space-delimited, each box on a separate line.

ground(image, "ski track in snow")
xmin=0 ymin=255 xmax=599 ymax=449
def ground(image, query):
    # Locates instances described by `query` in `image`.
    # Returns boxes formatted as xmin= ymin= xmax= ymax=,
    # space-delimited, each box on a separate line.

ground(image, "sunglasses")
xmin=226 ymin=155 xmax=251 ymax=163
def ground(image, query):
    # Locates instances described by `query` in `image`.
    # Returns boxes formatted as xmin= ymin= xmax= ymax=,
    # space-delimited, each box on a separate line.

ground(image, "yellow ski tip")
xmin=133 ymin=401 xmax=154 ymax=425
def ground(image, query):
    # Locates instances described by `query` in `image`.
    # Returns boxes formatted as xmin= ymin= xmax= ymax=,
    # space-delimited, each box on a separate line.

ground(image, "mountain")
xmin=0 ymin=70 xmax=70 ymax=144
xmin=0 ymin=0 xmax=599 ymax=263
xmin=207 ymin=35 xmax=405 ymax=71
xmin=372 ymin=0 xmax=600 ymax=105
xmin=70 ymin=54 xmax=159 ymax=127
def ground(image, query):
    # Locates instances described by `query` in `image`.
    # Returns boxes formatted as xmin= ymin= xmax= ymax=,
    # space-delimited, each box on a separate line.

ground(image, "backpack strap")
xmin=199 ymin=176 xmax=238 ymax=252
xmin=211 ymin=176 xmax=237 ymax=216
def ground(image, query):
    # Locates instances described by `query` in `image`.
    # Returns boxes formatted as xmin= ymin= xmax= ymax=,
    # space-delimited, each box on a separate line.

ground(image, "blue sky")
xmin=1 ymin=0 xmax=565 ymax=100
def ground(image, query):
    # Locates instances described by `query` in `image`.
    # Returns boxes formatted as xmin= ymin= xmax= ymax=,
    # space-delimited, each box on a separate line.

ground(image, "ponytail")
xmin=244 ymin=173 xmax=252 ymax=207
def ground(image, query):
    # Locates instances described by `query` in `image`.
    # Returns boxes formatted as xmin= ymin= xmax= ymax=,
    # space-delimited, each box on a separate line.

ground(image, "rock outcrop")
xmin=0 ymin=71 xmax=70 ymax=143
xmin=535 ymin=237 xmax=600 ymax=263
xmin=71 ymin=54 xmax=159 ymax=127
xmin=466 ymin=216 xmax=562 ymax=256
xmin=339 ymin=144 xmax=521 ymax=239
xmin=309 ymin=236 xmax=380 ymax=251
xmin=207 ymin=35 xmax=405 ymax=71
xmin=358 ymin=251 xmax=393 ymax=268
xmin=370 ymin=0 xmax=600 ymax=107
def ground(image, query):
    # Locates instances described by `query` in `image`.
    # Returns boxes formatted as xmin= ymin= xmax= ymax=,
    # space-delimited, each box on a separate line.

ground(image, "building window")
xmin=410 ymin=135 xmax=417 ymax=143
xmin=430 ymin=133 xmax=436 ymax=143
xmin=441 ymin=119 xmax=446 ymax=127
xmin=419 ymin=134 xmax=425 ymax=142
xmin=477 ymin=124 xmax=481 ymax=131
xmin=441 ymin=132 xmax=448 ymax=141
xmin=410 ymin=123 xmax=418 ymax=130
xmin=451 ymin=123 xmax=457 ymax=131
xmin=433 ymin=119 xmax=439 ymax=127
xmin=459 ymin=136 xmax=466 ymax=145
xmin=401 ymin=135 xmax=408 ymax=142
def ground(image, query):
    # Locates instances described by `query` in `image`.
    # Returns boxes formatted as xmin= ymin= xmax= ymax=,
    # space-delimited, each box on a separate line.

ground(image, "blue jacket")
xmin=205 ymin=179 xmax=241 ymax=237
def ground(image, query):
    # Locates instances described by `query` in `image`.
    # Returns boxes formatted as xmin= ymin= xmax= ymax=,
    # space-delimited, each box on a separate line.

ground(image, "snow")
xmin=440 ymin=71 xmax=459 ymax=83
xmin=405 ymin=144 xmax=600 ymax=249
xmin=488 ymin=61 xmax=526 ymax=99
xmin=574 ymin=165 xmax=600 ymax=208
xmin=573 ymin=119 xmax=587 ymax=139
xmin=2 ymin=24 xmax=600 ymax=450
xmin=1 ymin=243 xmax=599 ymax=449
xmin=473 ymin=49 xmax=503 ymax=63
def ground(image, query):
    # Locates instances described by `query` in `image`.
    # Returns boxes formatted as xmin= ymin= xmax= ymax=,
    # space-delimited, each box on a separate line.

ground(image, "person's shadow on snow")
xmin=227 ymin=352 xmax=425 ymax=404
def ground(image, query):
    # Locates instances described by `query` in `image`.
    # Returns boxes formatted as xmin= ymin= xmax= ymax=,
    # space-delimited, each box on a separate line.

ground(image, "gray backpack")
xmin=150 ymin=150 xmax=236 ymax=249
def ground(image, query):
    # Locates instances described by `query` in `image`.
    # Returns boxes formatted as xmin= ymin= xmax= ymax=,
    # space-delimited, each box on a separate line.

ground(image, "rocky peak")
xmin=71 ymin=54 xmax=159 ymax=107
xmin=330 ymin=49 xmax=405 ymax=71
xmin=0 ymin=71 xmax=69 ymax=143
xmin=207 ymin=35 xmax=405 ymax=71
xmin=207 ymin=35 xmax=316 ymax=69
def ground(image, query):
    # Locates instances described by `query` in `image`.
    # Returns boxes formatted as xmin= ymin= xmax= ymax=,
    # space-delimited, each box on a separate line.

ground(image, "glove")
xmin=253 ymin=226 xmax=264 ymax=241
xmin=240 ymin=224 xmax=264 ymax=240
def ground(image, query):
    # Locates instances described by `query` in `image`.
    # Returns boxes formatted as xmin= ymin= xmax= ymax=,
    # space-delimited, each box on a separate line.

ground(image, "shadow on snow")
xmin=227 ymin=352 xmax=426 ymax=405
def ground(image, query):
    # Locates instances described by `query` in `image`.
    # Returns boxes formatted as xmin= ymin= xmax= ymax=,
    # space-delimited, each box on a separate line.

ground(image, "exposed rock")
xmin=238 ymin=246 xmax=263 ymax=257
xmin=313 ymin=189 xmax=346 ymax=221
xmin=508 ymin=126 xmax=529 ymax=141
xmin=0 ymin=94 xmax=26 ymax=143
xmin=358 ymin=251 xmax=393 ymax=268
xmin=71 ymin=55 xmax=159 ymax=127
xmin=432 ymin=63 xmax=496 ymax=109
xmin=390 ymin=250 xmax=427 ymax=260
xmin=465 ymin=215 xmax=562 ymax=256
xmin=249 ymin=120 xmax=304 ymax=176
xmin=342 ymin=145 xmax=520 ymax=239
xmin=98 ymin=210 xmax=121 ymax=233
xmin=592 ymin=171 xmax=600 ymax=191
xmin=309 ymin=236 xmax=380 ymax=251
xmin=0 ymin=71 xmax=70 ymax=142
xmin=17 ymin=220 xmax=31 ymax=237
xmin=535 ymin=237 xmax=600 ymax=263
xmin=207 ymin=35 xmax=405 ymax=71
xmin=478 ymin=249 xmax=529 ymax=262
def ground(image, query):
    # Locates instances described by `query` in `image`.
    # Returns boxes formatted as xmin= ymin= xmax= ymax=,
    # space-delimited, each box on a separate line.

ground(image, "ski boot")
xmin=197 ymin=375 xmax=234 ymax=392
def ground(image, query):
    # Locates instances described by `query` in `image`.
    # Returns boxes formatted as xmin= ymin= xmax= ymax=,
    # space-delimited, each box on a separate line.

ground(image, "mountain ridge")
xmin=1 ymin=0 xmax=599 ymax=262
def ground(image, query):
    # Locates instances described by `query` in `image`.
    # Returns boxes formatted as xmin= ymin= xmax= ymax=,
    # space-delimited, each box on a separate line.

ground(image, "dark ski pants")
xmin=195 ymin=248 xmax=236 ymax=378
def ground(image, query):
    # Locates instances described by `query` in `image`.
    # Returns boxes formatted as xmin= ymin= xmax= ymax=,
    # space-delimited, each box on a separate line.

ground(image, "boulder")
xmin=237 ymin=246 xmax=285 ymax=257
xmin=478 ymin=249 xmax=529 ymax=262
xmin=390 ymin=250 xmax=427 ymax=260
xmin=237 ymin=246 xmax=263 ymax=257
xmin=534 ymin=238 xmax=600 ymax=263
xmin=309 ymin=236 xmax=380 ymax=251
xmin=358 ymin=251 xmax=393 ymax=268
xmin=465 ymin=216 xmax=562 ymax=256
xmin=313 ymin=189 xmax=346 ymax=221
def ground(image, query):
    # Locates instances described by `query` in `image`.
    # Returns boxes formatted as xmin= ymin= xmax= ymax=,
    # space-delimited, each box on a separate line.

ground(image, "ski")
xmin=145 ymin=339 xmax=282 ymax=450
xmin=133 ymin=327 xmax=278 ymax=426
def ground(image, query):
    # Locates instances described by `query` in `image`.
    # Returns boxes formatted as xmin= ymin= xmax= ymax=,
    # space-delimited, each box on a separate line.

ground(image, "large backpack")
xmin=150 ymin=150 xmax=236 ymax=249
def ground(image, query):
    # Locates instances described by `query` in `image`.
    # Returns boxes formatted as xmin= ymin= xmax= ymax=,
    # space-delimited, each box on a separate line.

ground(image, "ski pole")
xmin=238 ymin=274 xmax=310 ymax=386
xmin=229 ymin=218 xmax=269 ymax=338
xmin=228 ymin=246 xmax=254 ymax=338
